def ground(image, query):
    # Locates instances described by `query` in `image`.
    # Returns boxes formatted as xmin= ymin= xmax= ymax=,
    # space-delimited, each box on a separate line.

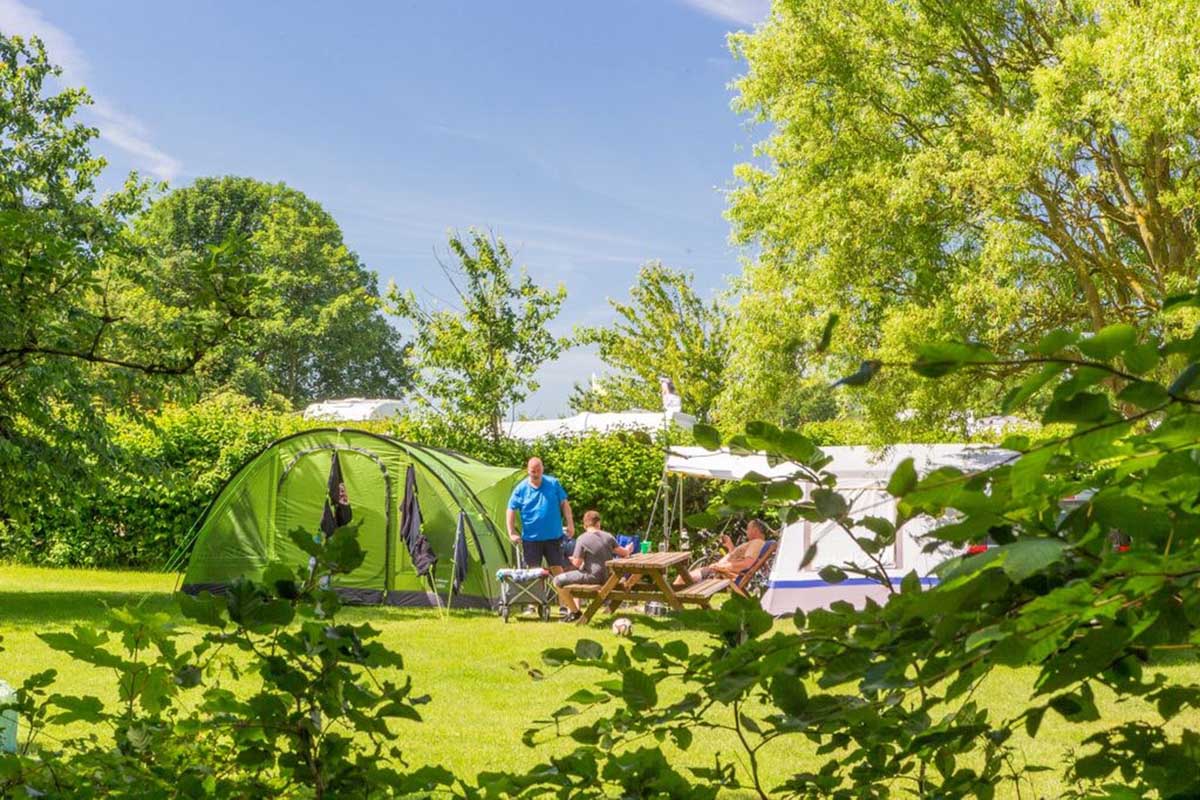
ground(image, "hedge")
xmin=0 ymin=395 xmax=710 ymax=569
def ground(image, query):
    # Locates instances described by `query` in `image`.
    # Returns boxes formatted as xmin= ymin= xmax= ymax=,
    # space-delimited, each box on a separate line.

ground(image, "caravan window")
xmin=805 ymin=487 xmax=898 ymax=570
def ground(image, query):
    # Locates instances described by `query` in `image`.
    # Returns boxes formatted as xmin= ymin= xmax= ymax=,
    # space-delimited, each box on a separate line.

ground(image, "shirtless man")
xmin=679 ymin=519 xmax=769 ymax=584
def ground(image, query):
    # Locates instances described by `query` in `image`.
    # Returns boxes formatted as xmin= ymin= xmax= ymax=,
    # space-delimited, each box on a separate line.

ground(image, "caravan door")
xmin=763 ymin=487 xmax=900 ymax=615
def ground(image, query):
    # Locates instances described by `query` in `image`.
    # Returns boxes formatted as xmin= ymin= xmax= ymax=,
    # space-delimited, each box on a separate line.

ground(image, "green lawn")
xmin=2 ymin=565 xmax=1198 ymax=797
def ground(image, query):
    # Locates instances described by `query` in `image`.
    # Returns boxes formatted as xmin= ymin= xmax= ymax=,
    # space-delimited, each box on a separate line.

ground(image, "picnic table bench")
xmin=571 ymin=551 xmax=729 ymax=624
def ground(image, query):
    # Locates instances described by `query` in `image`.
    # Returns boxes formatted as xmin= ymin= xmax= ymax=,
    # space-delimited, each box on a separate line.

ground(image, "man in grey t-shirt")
xmin=553 ymin=509 xmax=631 ymax=622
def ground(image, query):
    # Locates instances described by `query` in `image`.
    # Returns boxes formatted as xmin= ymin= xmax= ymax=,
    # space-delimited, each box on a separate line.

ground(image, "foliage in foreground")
xmin=506 ymin=315 xmax=1200 ymax=798
xmin=8 ymin=311 xmax=1200 ymax=797
xmin=0 ymin=526 xmax=451 ymax=798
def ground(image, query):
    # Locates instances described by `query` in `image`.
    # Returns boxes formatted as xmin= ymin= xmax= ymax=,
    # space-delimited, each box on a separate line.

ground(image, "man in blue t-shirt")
xmin=507 ymin=457 xmax=575 ymax=575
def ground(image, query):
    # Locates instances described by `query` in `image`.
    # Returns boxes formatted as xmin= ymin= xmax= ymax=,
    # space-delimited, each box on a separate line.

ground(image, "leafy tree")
xmin=571 ymin=262 xmax=729 ymax=421
xmin=722 ymin=0 xmax=1200 ymax=438
xmin=0 ymin=34 xmax=261 ymax=539
xmin=389 ymin=229 xmax=568 ymax=442
xmin=135 ymin=176 xmax=412 ymax=406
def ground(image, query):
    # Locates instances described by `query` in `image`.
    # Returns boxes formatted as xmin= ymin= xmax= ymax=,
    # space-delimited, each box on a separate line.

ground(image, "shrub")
xmin=0 ymin=399 xmax=714 ymax=568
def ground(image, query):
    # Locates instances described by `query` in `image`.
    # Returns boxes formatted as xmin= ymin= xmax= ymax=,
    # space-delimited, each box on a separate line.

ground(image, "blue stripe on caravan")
xmin=768 ymin=577 xmax=940 ymax=589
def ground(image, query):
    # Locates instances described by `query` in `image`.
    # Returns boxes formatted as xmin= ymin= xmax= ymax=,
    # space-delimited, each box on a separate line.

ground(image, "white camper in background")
xmin=666 ymin=444 xmax=1013 ymax=616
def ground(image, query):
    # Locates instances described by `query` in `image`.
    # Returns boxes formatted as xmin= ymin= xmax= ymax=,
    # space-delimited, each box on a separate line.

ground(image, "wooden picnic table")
xmin=574 ymin=551 xmax=729 ymax=624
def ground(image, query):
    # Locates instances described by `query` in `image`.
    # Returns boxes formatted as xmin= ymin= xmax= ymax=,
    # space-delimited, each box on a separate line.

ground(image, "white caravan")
xmin=666 ymin=444 xmax=1013 ymax=615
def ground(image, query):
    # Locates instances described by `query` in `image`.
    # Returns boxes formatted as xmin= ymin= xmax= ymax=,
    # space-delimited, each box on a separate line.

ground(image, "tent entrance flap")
xmin=272 ymin=447 xmax=392 ymax=592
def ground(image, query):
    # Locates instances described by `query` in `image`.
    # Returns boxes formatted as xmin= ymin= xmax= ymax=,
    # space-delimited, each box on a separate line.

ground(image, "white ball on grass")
xmin=611 ymin=617 xmax=633 ymax=637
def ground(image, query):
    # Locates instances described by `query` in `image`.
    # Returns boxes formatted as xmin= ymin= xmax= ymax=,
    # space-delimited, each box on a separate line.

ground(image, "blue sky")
xmin=2 ymin=0 xmax=770 ymax=415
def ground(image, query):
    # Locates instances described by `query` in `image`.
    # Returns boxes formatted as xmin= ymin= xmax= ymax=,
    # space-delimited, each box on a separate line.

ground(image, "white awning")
xmin=667 ymin=443 xmax=1013 ymax=486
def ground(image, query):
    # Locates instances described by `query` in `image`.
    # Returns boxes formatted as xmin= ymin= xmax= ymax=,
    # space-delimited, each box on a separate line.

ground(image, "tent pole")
xmin=676 ymin=473 xmax=684 ymax=544
xmin=662 ymin=468 xmax=670 ymax=549
xmin=445 ymin=552 xmax=456 ymax=616
xmin=430 ymin=573 xmax=446 ymax=619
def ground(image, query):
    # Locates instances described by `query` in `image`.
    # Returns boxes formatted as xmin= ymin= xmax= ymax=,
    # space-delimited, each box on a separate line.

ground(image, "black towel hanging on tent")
xmin=452 ymin=511 xmax=469 ymax=595
xmin=400 ymin=464 xmax=437 ymax=577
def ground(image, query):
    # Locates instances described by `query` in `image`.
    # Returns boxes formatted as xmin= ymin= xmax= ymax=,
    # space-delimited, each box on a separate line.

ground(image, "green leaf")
xmin=859 ymin=516 xmax=895 ymax=540
xmin=574 ymin=639 xmax=604 ymax=661
xmin=1078 ymin=323 xmax=1137 ymax=360
xmin=1117 ymin=380 xmax=1169 ymax=409
xmin=1002 ymin=363 xmax=1067 ymax=413
xmin=177 ymin=591 xmax=228 ymax=629
xmin=811 ymin=488 xmax=848 ymax=520
xmin=912 ymin=342 xmax=995 ymax=377
xmin=685 ymin=511 xmax=720 ymax=529
xmin=777 ymin=430 xmax=819 ymax=464
xmin=965 ymin=626 xmax=1008 ymax=652
xmin=770 ymin=674 xmax=808 ymax=716
xmin=1011 ymin=446 xmax=1055 ymax=497
xmin=47 ymin=694 xmax=105 ymax=724
xmin=565 ymin=688 xmax=607 ymax=704
xmin=692 ymin=424 xmax=721 ymax=450
xmin=999 ymin=539 xmax=1067 ymax=582
xmin=725 ymin=484 xmax=763 ymax=509
xmin=324 ymin=528 xmax=366 ymax=573
xmin=1036 ymin=329 xmax=1078 ymax=355
xmin=287 ymin=527 xmax=324 ymax=559
xmin=818 ymin=565 xmax=847 ymax=584
xmin=886 ymin=458 xmax=917 ymax=497
xmin=816 ymin=313 xmax=839 ymax=353
xmin=1043 ymin=391 xmax=1110 ymax=424
xmin=745 ymin=420 xmax=782 ymax=451
xmin=1123 ymin=342 xmax=1161 ymax=375
xmin=738 ymin=712 xmax=762 ymax=735
xmin=832 ymin=359 xmax=882 ymax=387
xmin=765 ymin=482 xmax=802 ymax=502
xmin=621 ymin=669 xmax=658 ymax=711
xmin=262 ymin=563 xmax=301 ymax=600
xmin=542 ymin=648 xmax=577 ymax=667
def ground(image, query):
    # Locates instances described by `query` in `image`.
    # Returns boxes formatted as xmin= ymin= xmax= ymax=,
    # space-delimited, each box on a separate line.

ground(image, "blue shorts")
xmin=522 ymin=537 xmax=566 ymax=569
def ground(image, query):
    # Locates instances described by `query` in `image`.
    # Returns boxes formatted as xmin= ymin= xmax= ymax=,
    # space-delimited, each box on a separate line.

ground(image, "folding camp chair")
xmin=726 ymin=540 xmax=777 ymax=599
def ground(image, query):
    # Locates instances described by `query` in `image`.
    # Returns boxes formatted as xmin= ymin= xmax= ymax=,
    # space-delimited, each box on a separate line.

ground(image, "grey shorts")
xmin=553 ymin=570 xmax=602 ymax=588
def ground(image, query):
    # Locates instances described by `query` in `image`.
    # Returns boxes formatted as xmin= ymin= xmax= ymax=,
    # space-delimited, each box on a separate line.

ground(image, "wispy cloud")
xmin=0 ymin=0 xmax=182 ymax=181
xmin=677 ymin=0 xmax=771 ymax=27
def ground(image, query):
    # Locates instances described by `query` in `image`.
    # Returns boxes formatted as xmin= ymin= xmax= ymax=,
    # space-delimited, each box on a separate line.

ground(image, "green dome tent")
xmin=173 ymin=429 xmax=524 ymax=609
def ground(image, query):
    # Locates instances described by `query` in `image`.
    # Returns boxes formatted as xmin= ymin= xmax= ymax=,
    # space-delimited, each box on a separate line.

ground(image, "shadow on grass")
xmin=0 ymin=590 xmax=177 ymax=628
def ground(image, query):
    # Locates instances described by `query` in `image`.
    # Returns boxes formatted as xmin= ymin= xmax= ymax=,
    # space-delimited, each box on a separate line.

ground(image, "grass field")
xmin=3 ymin=564 xmax=1198 ymax=797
